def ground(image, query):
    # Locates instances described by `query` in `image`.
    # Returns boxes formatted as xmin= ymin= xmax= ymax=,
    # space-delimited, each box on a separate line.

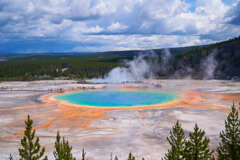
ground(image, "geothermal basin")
xmin=55 ymin=90 xmax=178 ymax=107
xmin=0 ymin=79 xmax=240 ymax=160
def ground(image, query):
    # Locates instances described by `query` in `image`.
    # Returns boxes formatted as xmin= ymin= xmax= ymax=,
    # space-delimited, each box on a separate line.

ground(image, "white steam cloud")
xmin=159 ymin=48 xmax=173 ymax=74
xmin=201 ymin=49 xmax=218 ymax=79
xmin=91 ymin=51 xmax=159 ymax=83
xmin=90 ymin=48 xmax=219 ymax=83
xmin=159 ymin=48 xmax=219 ymax=79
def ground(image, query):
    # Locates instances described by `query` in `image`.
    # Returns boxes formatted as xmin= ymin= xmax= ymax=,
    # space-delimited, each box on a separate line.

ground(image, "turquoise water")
xmin=56 ymin=90 xmax=178 ymax=107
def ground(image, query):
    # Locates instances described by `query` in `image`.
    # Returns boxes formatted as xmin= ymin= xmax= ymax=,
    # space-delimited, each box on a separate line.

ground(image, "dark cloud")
xmin=0 ymin=39 xmax=103 ymax=53
xmin=231 ymin=15 xmax=240 ymax=25
xmin=230 ymin=1 xmax=240 ymax=25
xmin=68 ymin=14 xmax=100 ymax=21
xmin=228 ymin=1 xmax=240 ymax=25
xmin=50 ymin=16 xmax=64 ymax=24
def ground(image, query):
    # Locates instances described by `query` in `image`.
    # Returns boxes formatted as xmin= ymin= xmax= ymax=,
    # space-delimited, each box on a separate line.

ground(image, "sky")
xmin=0 ymin=0 xmax=240 ymax=53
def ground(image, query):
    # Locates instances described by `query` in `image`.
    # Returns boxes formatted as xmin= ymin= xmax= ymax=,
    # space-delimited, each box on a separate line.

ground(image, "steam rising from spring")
xmin=201 ymin=49 xmax=218 ymax=79
xmin=91 ymin=51 xmax=159 ymax=83
xmin=159 ymin=49 xmax=173 ymax=74
xmin=90 ymin=48 xmax=219 ymax=83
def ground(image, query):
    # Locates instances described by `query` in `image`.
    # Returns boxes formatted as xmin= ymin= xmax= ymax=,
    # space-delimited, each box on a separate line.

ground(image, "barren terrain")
xmin=0 ymin=80 xmax=240 ymax=160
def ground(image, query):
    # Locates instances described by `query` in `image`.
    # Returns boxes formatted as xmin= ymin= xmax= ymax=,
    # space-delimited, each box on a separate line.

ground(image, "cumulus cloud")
xmin=0 ymin=0 xmax=239 ymax=52
xmin=107 ymin=22 xmax=128 ymax=32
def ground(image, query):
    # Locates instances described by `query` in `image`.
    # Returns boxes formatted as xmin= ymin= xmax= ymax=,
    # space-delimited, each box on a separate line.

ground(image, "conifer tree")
xmin=162 ymin=120 xmax=186 ymax=160
xmin=18 ymin=115 xmax=48 ymax=160
xmin=184 ymin=124 xmax=214 ymax=160
xmin=217 ymin=103 xmax=240 ymax=160
xmin=114 ymin=155 xmax=118 ymax=160
xmin=81 ymin=148 xmax=86 ymax=160
xmin=53 ymin=132 xmax=76 ymax=160
xmin=128 ymin=152 xmax=136 ymax=160
xmin=9 ymin=154 xmax=13 ymax=160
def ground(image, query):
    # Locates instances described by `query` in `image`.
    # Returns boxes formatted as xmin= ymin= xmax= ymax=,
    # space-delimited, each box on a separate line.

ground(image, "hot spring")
xmin=55 ymin=90 xmax=178 ymax=107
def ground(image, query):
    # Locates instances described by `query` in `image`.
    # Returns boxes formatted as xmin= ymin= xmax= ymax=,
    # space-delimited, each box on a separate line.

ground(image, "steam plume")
xmin=201 ymin=49 xmax=218 ymax=79
xmin=91 ymin=51 xmax=159 ymax=83
xmin=90 ymin=48 xmax=220 ymax=83
xmin=159 ymin=49 xmax=173 ymax=75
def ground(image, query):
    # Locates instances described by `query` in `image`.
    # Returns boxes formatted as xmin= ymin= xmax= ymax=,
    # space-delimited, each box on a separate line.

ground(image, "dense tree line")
xmin=1 ymin=36 xmax=240 ymax=81
xmin=0 ymin=52 xmax=130 ymax=81
xmin=9 ymin=103 xmax=240 ymax=160
xmin=0 ymin=60 xmax=118 ymax=81
xmin=163 ymin=36 xmax=240 ymax=79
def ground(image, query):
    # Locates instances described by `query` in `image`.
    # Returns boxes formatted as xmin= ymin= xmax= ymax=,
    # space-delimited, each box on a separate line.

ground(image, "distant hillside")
xmin=163 ymin=36 xmax=240 ymax=80
xmin=0 ymin=37 xmax=239 ymax=81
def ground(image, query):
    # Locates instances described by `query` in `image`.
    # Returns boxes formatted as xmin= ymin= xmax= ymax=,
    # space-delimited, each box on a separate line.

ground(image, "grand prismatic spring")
xmin=55 ymin=90 xmax=178 ymax=107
